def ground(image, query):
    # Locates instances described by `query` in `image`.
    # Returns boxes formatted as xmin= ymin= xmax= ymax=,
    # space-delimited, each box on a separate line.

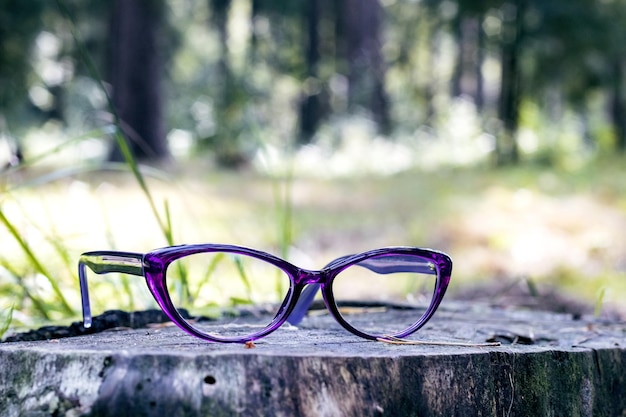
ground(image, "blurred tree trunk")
xmin=423 ymin=12 xmax=439 ymax=123
xmin=298 ymin=0 xmax=322 ymax=143
xmin=451 ymin=14 xmax=484 ymax=108
xmin=610 ymin=58 xmax=626 ymax=152
xmin=0 ymin=2 xmax=46 ymax=166
xmin=108 ymin=0 xmax=168 ymax=162
xmin=451 ymin=14 xmax=464 ymax=98
xmin=341 ymin=0 xmax=391 ymax=133
xmin=496 ymin=0 xmax=525 ymax=165
xmin=210 ymin=0 xmax=235 ymax=129
xmin=249 ymin=0 xmax=260 ymax=62
xmin=474 ymin=13 xmax=485 ymax=111
xmin=207 ymin=0 xmax=248 ymax=167
xmin=211 ymin=0 xmax=232 ymax=89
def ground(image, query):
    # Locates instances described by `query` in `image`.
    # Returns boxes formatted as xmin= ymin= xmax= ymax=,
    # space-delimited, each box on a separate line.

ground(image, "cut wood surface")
xmin=1 ymin=301 xmax=625 ymax=417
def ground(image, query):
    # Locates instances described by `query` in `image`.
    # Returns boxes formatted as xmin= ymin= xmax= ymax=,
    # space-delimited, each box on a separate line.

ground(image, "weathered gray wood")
xmin=1 ymin=302 xmax=625 ymax=417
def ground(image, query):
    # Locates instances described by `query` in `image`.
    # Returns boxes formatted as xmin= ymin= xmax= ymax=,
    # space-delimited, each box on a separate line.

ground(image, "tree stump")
xmin=1 ymin=301 xmax=624 ymax=417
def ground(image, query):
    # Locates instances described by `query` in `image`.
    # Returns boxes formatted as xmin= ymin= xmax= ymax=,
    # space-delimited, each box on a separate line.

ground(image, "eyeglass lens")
xmin=164 ymin=251 xmax=438 ymax=339
xmin=166 ymin=252 xmax=292 ymax=339
xmin=331 ymin=253 xmax=438 ymax=337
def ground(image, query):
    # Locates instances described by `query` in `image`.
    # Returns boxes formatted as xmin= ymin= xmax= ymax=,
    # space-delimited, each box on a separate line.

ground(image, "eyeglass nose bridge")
xmin=286 ymin=269 xmax=329 ymax=325
xmin=295 ymin=269 xmax=326 ymax=285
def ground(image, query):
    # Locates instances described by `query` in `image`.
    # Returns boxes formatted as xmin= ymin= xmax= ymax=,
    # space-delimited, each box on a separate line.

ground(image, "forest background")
xmin=1 ymin=0 xmax=626 ymax=332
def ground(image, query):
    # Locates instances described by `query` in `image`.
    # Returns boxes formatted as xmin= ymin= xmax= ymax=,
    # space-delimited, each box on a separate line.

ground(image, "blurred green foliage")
xmin=1 ymin=0 xmax=625 ymax=166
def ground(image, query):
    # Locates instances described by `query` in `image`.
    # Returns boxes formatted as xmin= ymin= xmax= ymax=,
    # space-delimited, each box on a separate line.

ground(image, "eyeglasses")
xmin=78 ymin=244 xmax=452 ymax=343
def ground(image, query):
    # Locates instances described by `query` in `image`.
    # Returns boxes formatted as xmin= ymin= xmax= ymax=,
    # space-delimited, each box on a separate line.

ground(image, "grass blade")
xmin=0 ymin=257 xmax=50 ymax=319
xmin=2 ymin=162 xmax=170 ymax=196
xmin=162 ymin=199 xmax=175 ymax=247
xmin=233 ymin=256 xmax=253 ymax=302
xmin=0 ymin=127 xmax=113 ymax=179
xmin=594 ymin=287 xmax=606 ymax=318
xmin=0 ymin=208 xmax=73 ymax=315
xmin=191 ymin=252 xmax=225 ymax=302
xmin=0 ymin=304 xmax=14 ymax=339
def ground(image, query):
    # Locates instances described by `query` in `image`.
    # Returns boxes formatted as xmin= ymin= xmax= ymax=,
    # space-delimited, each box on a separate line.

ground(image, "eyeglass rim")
xmin=79 ymin=244 xmax=452 ymax=343
xmin=320 ymin=250 xmax=452 ymax=340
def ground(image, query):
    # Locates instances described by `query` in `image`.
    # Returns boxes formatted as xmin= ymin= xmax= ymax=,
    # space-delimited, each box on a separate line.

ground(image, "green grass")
xmin=1 ymin=155 xmax=625 ymax=333
xmin=0 ymin=305 xmax=13 ymax=339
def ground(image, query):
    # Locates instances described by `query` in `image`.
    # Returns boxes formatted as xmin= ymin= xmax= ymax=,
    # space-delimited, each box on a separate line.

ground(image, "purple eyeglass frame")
xmin=78 ymin=244 xmax=452 ymax=344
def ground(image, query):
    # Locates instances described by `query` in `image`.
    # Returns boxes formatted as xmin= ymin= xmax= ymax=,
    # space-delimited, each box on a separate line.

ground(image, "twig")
xmin=377 ymin=335 xmax=501 ymax=347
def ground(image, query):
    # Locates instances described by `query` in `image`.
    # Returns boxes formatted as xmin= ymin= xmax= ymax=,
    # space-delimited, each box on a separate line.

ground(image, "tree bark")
xmin=4 ymin=303 xmax=626 ymax=417
xmin=108 ymin=0 xmax=168 ymax=162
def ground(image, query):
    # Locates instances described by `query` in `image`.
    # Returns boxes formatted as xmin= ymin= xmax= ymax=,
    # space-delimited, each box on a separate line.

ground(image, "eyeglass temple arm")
xmin=287 ymin=255 xmax=437 ymax=325
xmin=78 ymin=251 xmax=144 ymax=329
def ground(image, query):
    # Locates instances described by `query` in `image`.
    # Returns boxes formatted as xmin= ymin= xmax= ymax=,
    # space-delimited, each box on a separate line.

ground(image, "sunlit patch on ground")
xmin=450 ymin=187 xmax=626 ymax=279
